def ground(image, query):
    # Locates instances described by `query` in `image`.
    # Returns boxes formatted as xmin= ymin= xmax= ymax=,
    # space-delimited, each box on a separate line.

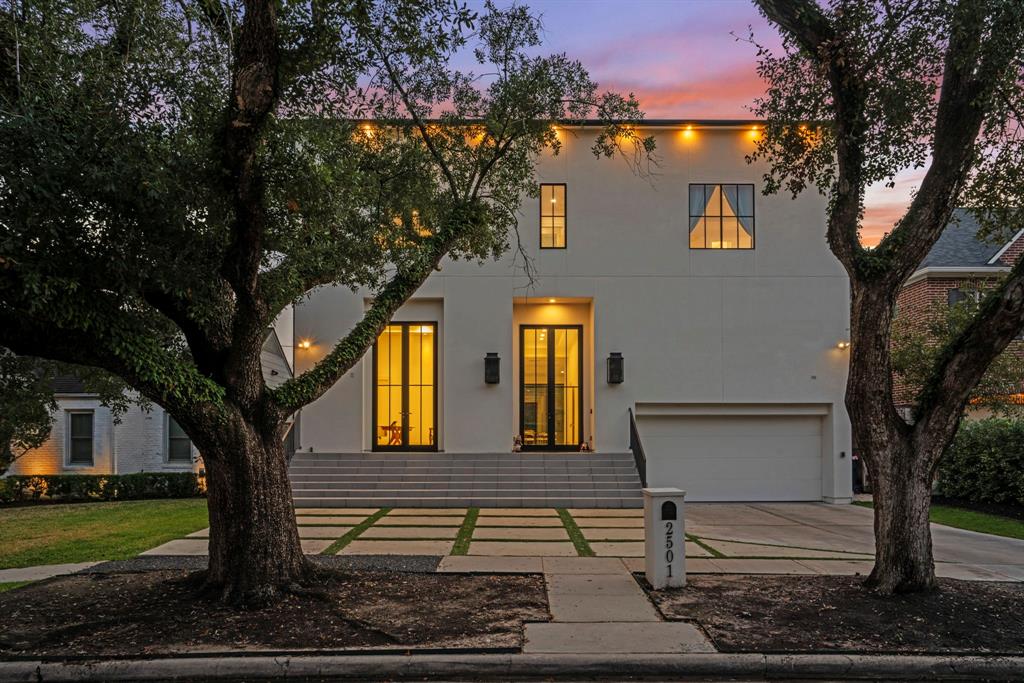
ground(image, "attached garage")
xmin=635 ymin=404 xmax=829 ymax=502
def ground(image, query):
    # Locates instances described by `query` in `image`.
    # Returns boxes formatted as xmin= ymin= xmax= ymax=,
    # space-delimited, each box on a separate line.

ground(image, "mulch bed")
xmin=648 ymin=575 xmax=1024 ymax=654
xmin=0 ymin=570 xmax=549 ymax=658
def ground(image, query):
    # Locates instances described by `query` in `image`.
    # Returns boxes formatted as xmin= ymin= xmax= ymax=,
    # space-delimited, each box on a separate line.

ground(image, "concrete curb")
xmin=2 ymin=652 xmax=1023 ymax=681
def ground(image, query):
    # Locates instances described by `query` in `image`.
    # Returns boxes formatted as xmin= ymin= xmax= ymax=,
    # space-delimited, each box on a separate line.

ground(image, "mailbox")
xmin=643 ymin=487 xmax=686 ymax=589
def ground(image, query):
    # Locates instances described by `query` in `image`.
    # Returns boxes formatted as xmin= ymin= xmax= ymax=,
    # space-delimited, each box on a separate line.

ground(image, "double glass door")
xmin=373 ymin=322 xmax=436 ymax=450
xmin=520 ymin=325 xmax=583 ymax=449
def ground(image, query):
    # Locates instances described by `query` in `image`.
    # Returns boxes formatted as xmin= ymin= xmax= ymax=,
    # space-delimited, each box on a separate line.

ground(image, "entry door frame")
xmin=371 ymin=321 xmax=438 ymax=452
xmin=519 ymin=324 xmax=585 ymax=451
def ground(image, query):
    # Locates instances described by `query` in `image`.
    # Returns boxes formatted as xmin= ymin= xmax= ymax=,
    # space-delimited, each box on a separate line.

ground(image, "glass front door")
xmin=520 ymin=325 xmax=583 ymax=450
xmin=373 ymin=322 xmax=436 ymax=450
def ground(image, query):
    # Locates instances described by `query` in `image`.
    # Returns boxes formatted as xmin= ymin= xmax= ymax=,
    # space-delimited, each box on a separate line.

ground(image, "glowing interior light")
xmin=548 ymin=298 xmax=557 ymax=303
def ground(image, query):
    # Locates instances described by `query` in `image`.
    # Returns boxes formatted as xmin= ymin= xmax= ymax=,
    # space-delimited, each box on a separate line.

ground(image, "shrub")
xmin=0 ymin=472 xmax=203 ymax=504
xmin=938 ymin=418 xmax=1024 ymax=507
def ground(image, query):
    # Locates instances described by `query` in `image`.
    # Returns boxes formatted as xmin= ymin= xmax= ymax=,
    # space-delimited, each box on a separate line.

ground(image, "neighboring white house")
xmin=293 ymin=122 xmax=853 ymax=503
xmin=7 ymin=315 xmax=295 ymax=477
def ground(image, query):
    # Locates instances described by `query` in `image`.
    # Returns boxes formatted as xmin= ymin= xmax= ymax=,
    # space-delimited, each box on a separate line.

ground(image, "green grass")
xmin=556 ymin=509 xmax=594 ymax=557
xmin=450 ymin=508 xmax=479 ymax=556
xmin=321 ymin=508 xmax=391 ymax=555
xmin=855 ymin=500 xmax=1024 ymax=540
xmin=0 ymin=581 xmax=31 ymax=593
xmin=0 ymin=499 xmax=209 ymax=569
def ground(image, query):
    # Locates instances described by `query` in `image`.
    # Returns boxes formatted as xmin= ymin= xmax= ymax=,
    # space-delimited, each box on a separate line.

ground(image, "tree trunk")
xmin=199 ymin=416 xmax=309 ymax=605
xmin=846 ymin=283 xmax=939 ymax=594
xmin=863 ymin=449 xmax=937 ymax=593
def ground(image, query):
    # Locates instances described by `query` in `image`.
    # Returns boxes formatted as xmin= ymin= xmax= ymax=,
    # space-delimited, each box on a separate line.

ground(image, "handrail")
xmin=627 ymin=407 xmax=647 ymax=487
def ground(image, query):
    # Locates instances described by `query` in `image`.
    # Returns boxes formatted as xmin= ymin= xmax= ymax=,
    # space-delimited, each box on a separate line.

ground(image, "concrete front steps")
xmin=289 ymin=451 xmax=643 ymax=508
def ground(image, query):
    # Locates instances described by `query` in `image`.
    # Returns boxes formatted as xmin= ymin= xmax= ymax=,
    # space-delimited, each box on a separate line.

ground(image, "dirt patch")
xmin=0 ymin=570 xmax=548 ymax=657
xmin=647 ymin=575 xmax=1024 ymax=654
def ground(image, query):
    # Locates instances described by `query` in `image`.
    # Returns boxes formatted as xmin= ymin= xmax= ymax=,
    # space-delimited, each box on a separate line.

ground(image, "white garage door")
xmin=638 ymin=414 xmax=823 ymax=502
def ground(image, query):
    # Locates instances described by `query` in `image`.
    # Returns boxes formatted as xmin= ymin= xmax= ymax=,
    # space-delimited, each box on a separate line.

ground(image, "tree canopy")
xmin=0 ymin=0 xmax=650 ymax=423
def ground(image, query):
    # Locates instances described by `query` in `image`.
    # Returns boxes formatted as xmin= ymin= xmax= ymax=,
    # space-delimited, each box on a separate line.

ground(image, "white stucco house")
xmin=291 ymin=122 xmax=853 ymax=507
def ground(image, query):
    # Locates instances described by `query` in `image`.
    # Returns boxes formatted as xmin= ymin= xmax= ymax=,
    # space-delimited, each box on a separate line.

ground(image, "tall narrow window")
xmin=689 ymin=183 xmax=754 ymax=249
xmin=540 ymin=183 xmax=567 ymax=249
xmin=68 ymin=411 xmax=94 ymax=466
xmin=167 ymin=416 xmax=193 ymax=463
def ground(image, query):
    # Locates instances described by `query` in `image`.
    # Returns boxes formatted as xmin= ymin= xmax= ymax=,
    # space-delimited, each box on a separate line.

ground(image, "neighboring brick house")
xmin=6 ymin=318 xmax=294 ymax=477
xmin=894 ymin=209 xmax=1024 ymax=407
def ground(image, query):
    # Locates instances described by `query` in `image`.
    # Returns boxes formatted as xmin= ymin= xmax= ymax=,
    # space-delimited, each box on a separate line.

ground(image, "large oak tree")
xmin=0 ymin=0 xmax=650 ymax=603
xmin=752 ymin=0 xmax=1024 ymax=592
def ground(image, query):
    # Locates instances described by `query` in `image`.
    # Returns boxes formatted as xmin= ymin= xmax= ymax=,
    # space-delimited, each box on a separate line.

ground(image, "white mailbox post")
xmin=643 ymin=487 xmax=686 ymax=589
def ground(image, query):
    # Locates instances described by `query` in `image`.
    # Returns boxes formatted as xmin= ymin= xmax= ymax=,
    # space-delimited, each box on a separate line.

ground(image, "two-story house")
xmin=289 ymin=122 xmax=854 ymax=507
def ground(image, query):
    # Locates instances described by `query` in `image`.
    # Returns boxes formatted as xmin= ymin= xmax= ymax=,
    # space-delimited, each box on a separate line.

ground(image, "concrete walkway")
xmin=0 ymin=562 xmax=99 ymax=584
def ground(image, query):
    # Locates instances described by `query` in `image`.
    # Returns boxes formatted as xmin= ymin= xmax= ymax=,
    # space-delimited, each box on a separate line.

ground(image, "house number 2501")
xmin=664 ymin=521 xmax=674 ymax=577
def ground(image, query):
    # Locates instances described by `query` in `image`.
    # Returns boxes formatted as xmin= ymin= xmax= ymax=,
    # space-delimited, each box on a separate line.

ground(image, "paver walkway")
xmin=140 ymin=503 xmax=1024 ymax=581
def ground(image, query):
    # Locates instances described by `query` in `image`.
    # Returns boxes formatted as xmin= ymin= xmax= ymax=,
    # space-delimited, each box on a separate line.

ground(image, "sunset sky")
xmin=470 ymin=0 xmax=924 ymax=247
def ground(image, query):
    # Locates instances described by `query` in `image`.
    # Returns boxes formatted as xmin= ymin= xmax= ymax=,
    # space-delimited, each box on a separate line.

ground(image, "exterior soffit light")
xmin=837 ymin=341 xmax=851 ymax=350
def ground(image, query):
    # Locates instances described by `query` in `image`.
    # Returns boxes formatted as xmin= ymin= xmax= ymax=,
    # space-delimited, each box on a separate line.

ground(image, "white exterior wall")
xmin=293 ymin=125 xmax=853 ymax=501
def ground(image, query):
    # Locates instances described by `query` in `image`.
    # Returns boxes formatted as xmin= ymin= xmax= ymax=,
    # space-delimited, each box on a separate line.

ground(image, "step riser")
xmin=288 ymin=451 xmax=643 ymax=508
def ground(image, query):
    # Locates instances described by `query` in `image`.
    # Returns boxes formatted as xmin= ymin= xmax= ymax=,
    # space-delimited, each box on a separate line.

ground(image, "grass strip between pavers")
xmin=687 ymin=534 xmax=725 ymax=558
xmin=450 ymin=508 xmax=479 ymax=556
xmin=556 ymin=509 xmax=595 ymax=557
xmin=693 ymin=535 xmax=870 ymax=556
xmin=320 ymin=508 xmax=391 ymax=555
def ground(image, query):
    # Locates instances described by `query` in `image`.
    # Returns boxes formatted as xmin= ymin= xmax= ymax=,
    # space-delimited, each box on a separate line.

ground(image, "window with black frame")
xmin=540 ymin=184 xmax=566 ymax=249
xmin=689 ymin=183 xmax=754 ymax=249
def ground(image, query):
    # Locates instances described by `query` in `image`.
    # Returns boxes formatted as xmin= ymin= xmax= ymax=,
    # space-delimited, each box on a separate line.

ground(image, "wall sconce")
xmin=837 ymin=341 xmax=851 ymax=350
xmin=607 ymin=352 xmax=624 ymax=384
xmin=484 ymin=352 xmax=500 ymax=384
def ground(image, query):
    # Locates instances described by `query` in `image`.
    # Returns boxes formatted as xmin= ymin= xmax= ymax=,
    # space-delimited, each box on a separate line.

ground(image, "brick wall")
xmin=894 ymin=273 xmax=1024 ymax=407
xmin=6 ymin=401 xmax=198 ymax=476
xmin=998 ymin=233 xmax=1024 ymax=266
xmin=7 ymin=398 xmax=115 ymax=475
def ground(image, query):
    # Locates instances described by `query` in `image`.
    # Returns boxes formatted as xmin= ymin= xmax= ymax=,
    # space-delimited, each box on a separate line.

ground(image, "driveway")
xmin=686 ymin=502 xmax=1024 ymax=581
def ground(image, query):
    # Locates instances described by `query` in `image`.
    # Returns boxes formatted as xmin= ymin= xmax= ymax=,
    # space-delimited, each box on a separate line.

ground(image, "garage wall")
xmin=636 ymin=404 xmax=833 ymax=502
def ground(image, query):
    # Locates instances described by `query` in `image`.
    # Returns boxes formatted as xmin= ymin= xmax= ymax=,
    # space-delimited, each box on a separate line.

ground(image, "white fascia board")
xmin=903 ymin=266 xmax=1009 ymax=287
xmin=987 ymin=229 xmax=1024 ymax=265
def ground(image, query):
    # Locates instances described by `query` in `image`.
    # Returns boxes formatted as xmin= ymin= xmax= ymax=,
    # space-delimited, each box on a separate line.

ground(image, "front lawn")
xmin=855 ymin=501 xmax=1024 ymax=540
xmin=0 ymin=499 xmax=208 ymax=569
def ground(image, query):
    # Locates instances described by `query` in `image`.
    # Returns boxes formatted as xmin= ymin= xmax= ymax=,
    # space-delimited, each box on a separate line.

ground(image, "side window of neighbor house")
xmin=540 ymin=183 xmax=566 ymax=249
xmin=167 ymin=416 xmax=193 ymax=463
xmin=67 ymin=411 xmax=94 ymax=466
xmin=947 ymin=288 xmax=980 ymax=307
xmin=689 ymin=183 xmax=754 ymax=249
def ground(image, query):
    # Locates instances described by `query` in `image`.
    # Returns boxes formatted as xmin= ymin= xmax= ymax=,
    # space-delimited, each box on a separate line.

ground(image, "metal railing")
xmin=627 ymin=407 xmax=647 ymax=487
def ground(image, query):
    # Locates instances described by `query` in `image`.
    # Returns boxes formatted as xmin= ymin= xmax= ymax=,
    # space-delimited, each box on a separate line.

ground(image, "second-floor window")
xmin=689 ymin=183 xmax=754 ymax=249
xmin=540 ymin=183 xmax=566 ymax=249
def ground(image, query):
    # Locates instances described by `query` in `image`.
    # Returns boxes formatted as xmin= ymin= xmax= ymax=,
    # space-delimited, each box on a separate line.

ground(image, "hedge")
xmin=938 ymin=418 xmax=1024 ymax=507
xmin=0 ymin=472 xmax=204 ymax=504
